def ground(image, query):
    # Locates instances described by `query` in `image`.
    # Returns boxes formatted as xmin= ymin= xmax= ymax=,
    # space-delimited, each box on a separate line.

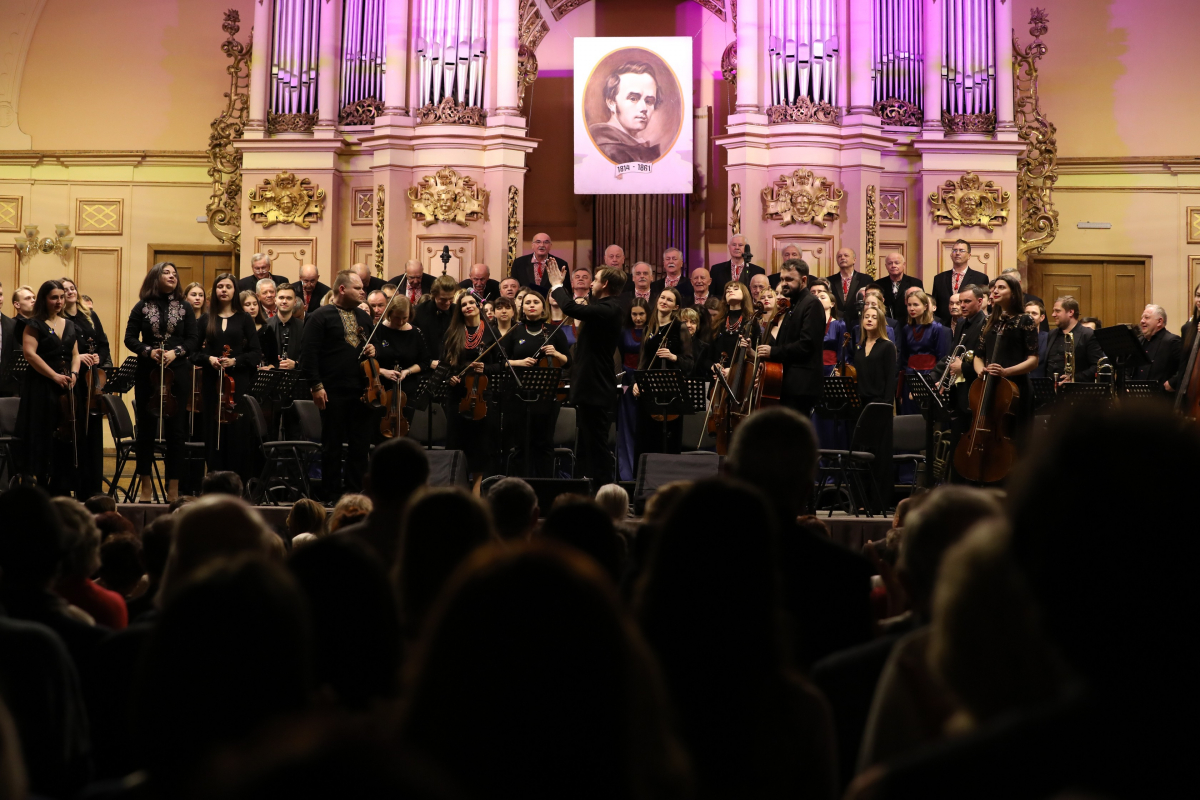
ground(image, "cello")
xmin=82 ymin=337 xmax=107 ymax=437
xmin=751 ymin=295 xmax=791 ymax=409
xmin=953 ymin=321 xmax=1018 ymax=483
xmin=1173 ymin=314 xmax=1200 ymax=420
xmin=707 ymin=307 xmax=762 ymax=453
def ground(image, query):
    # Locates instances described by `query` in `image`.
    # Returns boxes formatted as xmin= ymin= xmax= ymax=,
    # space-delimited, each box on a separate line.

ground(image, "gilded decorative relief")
xmin=518 ymin=45 xmax=538 ymax=113
xmin=0 ymin=196 xmax=21 ymax=232
xmin=268 ymin=113 xmax=318 ymax=134
xmin=929 ymin=172 xmax=1010 ymax=232
xmin=248 ymin=172 xmax=326 ymax=229
xmin=374 ymin=186 xmax=385 ymax=276
xmin=339 ymin=98 xmax=385 ymax=126
xmin=76 ymin=200 xmax=123 ymax=235
xmin=507 ymin=186 xmax=520 ymax=273
xmin=873 ymin=98 xmax=922 ymax=127
xmin=416 ymin=96 xmax=485 ymax=126
xmin=766 ymin=96 xmax=840 ymax=125
xmin=762 ymin=170 xmax=844 ymax=228
xmin=941 ymin=111 xmax=996 ymax=134
xmin=721 ymin=42 xmax=737 ymax=94
xmin=1188 ymin=207 xmax=1200 ymax=245
xmin=206 ymin=8 xmax=251 ymax=252
xmin=730 ymin=184 xmax=741 ymax=236
xmin=408 ymin=168 xmax=489 ymax=228
xmin=865 ymin=185 xmax=877 ymax=279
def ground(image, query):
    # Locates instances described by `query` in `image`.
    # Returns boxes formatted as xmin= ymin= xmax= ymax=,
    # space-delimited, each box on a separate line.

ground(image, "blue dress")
xmin=899 ymin=321 xmax=951 ymax=415
xmin=616 ymin=327 xmax=644 ymax=481
xmin=814 ymin=319 xmax=851 ymax=449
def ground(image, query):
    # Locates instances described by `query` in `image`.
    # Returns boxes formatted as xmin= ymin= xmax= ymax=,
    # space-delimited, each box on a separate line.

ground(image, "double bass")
xmin=1173 ymin=314 xmax=1200 ymax=420
xmin=953 ymin=322 xmax=1018 ymax=483
xmin=706 ymin=307 xmax=762 ymax=453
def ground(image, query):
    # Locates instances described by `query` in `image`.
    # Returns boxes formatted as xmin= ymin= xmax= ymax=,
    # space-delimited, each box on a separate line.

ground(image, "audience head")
xmin=364 ymin=437 xmax=429 ymax=511
xmin=140 ymin=514 xmax=176 ymax=586
xmin=0 ymin=486 xmax=66 ymax=593
xmin=99 ymin=534 xmax=146 ymax=598
xmin=286 ymin=498 xmax=328 ymax=539
xmin=540 ymin=497 xmax=622 ymax=584
xmin=84 ymin=494 xmax=117 ymax=515
xmin=50 ymin=498 xmax=102 ymax=582
xmin=201 ymin=470 xmax=244 ymax=498
xmin=398 ymin=488 xmax=496 ymax=635
xmin=642 ymin=480 xmax=692 ymax=530
xmin=727 ymin=407 xmax=818 ymax=520
xmin=594 ymin=483 xmax=630 ymax=524
xmin=158 ymin=496 xmax=279 ymax=604
xmin=329 ymin=494 xmax=372 ymax=532
xmin=486 ymin=478 xmax=540 ymax=541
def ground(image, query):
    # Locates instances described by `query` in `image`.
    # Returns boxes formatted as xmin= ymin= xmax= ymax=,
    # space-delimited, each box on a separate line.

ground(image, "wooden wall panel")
xmin=0 ymin=246 xmax=18 ymax=307
xmin=74 ymin=247 xmax=122 ymax=357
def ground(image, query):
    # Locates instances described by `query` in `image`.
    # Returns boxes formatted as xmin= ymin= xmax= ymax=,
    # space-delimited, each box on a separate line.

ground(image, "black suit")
xmin=1042 ymin=323 xmax=1104 ymax=382
xmin=0 ymin=314 xmax=18 ymax=396
xmin=710 ymin=260 xmax=765 ymax=290
xmin=552 ymin=285 xmax=622 ymax=482
xmin=396 ymin=273 xmax=435 ymax=300
xmin=649 ymin=277 xmax=694 ymax=306
xmin=931 ymin=267 xmax=989 ymax=327
xmin=829 ymin=270 xmax=875 ymax=331
xmin=1022 ymin=291 xmax=1050 ymax=332
xmin=511 ymin=254 xmax=564 ymax=296
xmin=767 ymin=289 xmax=826 ymax=414
xmin=1133 ymin=328 xmax=1182 ymax=388
xmin=291 ymin=281 xmax=331 ymax=315
xmin=458 ymin=278 xmax=502 ymax=301
xmin=871 ymin=275 xmax=924 ymax=324
xmin=238 ymin=273 xmax=290 ymax=294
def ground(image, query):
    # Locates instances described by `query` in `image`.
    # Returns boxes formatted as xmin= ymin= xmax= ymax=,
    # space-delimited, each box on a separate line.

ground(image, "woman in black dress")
xmin=499 ymin=291 xmax=571 ymax=477
xmin=854 ymin=306 xmax=898 ymax=513
xmin=680 ymin=307 xmax=714 ymax=379
xmin=374 ymin=295 xmax=432 ymax=436
xmin=240 ymin=290 xmax=275 ymax=368
xmin=443 ymin=290 xmax=503 ymax=493
xmin=711 ymin=281 xmax=758 ymax=368
xmin=632 ymin=287 xmax=694 ymax=460
xmin=16 ymin=281 xmax=81 ymax=492
xmin=123 ymin=262 xmax=198 ymax=503
xmin=194 ymin=273 xmax=261 ymax=478
xmin=60 ymin=277 xmax=109 ymax=497
xmin=973 ymin=274 xmax=1039 ymax=429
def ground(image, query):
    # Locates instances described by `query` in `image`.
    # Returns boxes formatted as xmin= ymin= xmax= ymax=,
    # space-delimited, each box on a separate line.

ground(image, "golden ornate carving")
xmin=507 ymin=186 xmax=520 ymax=274
xmin=730 ymin=183 xmax=741 ymax=236
xmin=352 ymin=187 xmax=374 ymax=224
xmin=416 ymin=96 xmax=485 ymax=126
xmin=518 ymin=45 xmax=538 ymax=113
xmin=766 ymin=97 xmax=840 ymax=125
xmin=929 ymin=172 xmax=1011 ymax=232
xmin=76 ymin=199 xmax=123 ymax=235
xmin=694 ymin=0 xmax=725 ymax=21
xmin=721 ymin=42 xmax=737 ymax=94
xmin=874 ymin=97 xmax=922 ymax=127
xmin=547 ymin=0 xmax=590 ymax=22
xmin=0 ymin=196 xmax=22 ymax=232
xmin=408 ymin=168 xmax=489 ymax=228
xmin=941 ymin=111 xmax=996 ymax=134
xmin=1014 ymin=8 xmax=1060 ymax=264
xmin=519 ymin=0 xmax=549 ymax=51
xmin=1187 ymin=207 xmax=1200 ymax=245
xmin=865 ymin=185 xmax=877 ymax=279
xmin=338 ymin=98 xmax=385 ymax=126
xmin=205 ymin=9 xmax=251 ymax=253
xmin=879 ymin=189 xmax=906 ymax=225
xmin=267 ymin=112 xmax=318 ymax=134
xmin=374 ymin=186 xmax=385 ymax=277
xmin=248 ymin=172 xmax=326 ymax=229
xmin=761 ymin=170 xmax=844 ymax=228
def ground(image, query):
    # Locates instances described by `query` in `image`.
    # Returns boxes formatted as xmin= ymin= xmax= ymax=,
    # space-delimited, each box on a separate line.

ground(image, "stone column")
xmin=493 ymin=0 xmax=520 ymax=115
xmin=735 ymin=0 xmax=760 ymax=114
xmin=848 ymin=0 xmax=875 ymax=114
xmin=922 ymin=0 xmax=942 ymax=130
xmin=316 ymin=0 xmax=344 ymax=133
xmin=994 ymin=0 xmax=1014 ymax=129
xmin=246 ymin=0 xmax=275 ymax=135
xmin=382 ymin=0 xmax=409 ymax=115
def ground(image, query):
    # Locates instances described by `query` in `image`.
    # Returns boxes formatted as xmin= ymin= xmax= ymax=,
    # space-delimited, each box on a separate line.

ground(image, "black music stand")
xmin=908 ymin=372 xmax=945 ymax=490
xmin=634 ymin=369 xmax=690 ymax=455
xmin=685 ymin=378 xmax=709 ymax=414
xmin=1060 ymin=382 xmax=1114 ymax=406
xmin=7 ymin=354 xmax=29 ymax=387
xmin=1030 ymin=377 xmax=1057 ymax=411
xmin=1122 ymin=380 xmax=1160 ymax=401
xmin=104 ymin=356 xmax=139 ymax=395
xmin=510 ymin=366 xmax=563 ymax=477
xmin=823 ymin=375 xmax=862 ymax=417
xmin=1093 ymin=325 xmax=1147 ymax=394
xmin=250 ymin=368 xmax=284 ymax=403
xmin=412 ymin=364 xmax=451 ymax=449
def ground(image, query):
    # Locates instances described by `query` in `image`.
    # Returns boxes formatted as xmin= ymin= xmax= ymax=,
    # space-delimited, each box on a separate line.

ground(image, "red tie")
xmin=408 ymin=281 xmax=421 ymax=303
xmin=732 ymin=263 xmax=742 ymax=283
xmin=534 ymin=259 xmax=545 ymax=285
xmin=953 ymin=271 xmax=962 ymax=294
xmin=842 ymin=274 xmax=851 ymax=298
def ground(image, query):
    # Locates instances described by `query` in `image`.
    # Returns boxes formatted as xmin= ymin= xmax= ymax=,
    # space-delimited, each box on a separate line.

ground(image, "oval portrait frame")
xmin=582 ymin=46 xmax=684 ymax=166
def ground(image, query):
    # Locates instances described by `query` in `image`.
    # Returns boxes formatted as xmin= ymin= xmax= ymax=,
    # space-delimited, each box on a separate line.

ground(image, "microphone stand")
xmin=439 ymin=245 xmax=451 ymax=276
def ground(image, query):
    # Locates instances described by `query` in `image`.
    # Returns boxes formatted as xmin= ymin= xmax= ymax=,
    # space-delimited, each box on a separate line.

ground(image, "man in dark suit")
xmin=0 ymin=284 xmax=19 ymax=396
xmin=649 ymin=247 xmax=694 ymax=305
xmin=352 ymin=262 xmax=387 ymax=295
xmin=931 ymin=240 xmax=988 ymax=328
xmin=829 ymin=247 xmax=875 ymax=332
xmin=510 ymin=232 xmax=565 ymax=297
xmin=934 ymin=283 xmax=988 ymax=483
xmin=756 ymin=259 xmax=826 ymax=416
xmin=397 ymin=260 xmax=435 ymax=304
xmin=871 ymin=252 xmax=923 ymax=324
xmin=1133 ymin=304 xmax=1182 ymax=391
xmin=547 ymin=261 xmax=627 ymax=483
xmin=621 ymin=261 xmax=655 ymax=310
xmin=458 ymin=263 xmax=501 ymax=301
xmin=292 ymin=264 xmax=330 ymax=315
xmin=1044 ymin=295 xmax=1105 ymax=384
xmin=710 ymin=234 xmax=766 ymax=290
xmin=237 ymin=253 xmax=289 ymax=294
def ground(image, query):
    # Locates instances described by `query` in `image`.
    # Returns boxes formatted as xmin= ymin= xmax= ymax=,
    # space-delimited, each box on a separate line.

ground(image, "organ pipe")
xmin=942 ymin=0 xmax=995 ymax=117
xmin=415 ymin=0 xmax=487 ymax=108
xmin=341 ymin=0 xmax=386 ymax=108
xmin=872 ymin=0 xmax=923 ymax=108
xmin=769 ymin=0 xmax=839 ymax=108
xmin=270 ymin=0 xmax=321 ymax=116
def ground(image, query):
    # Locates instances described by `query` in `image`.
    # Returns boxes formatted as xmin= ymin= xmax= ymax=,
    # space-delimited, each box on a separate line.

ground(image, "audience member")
xmin=637 ymin=478 xmax=837 ymax=800
xmin=399 ymin=544 xmax=691 ymax=800
xmin=594 ymin=483 xmax=630 ymax=525
xmin=201 ymin=470 xmax=244 ymax=498
xmin=52 ymin=497 xmax=128 ymax=630
xmin=84 ymin=494 xmax=117 ymax=515
xmin=98 ymin=533 xmax=146 ymax=601
xmin=486 ymin=477 xmax=539 ymax=541
xmin=340 ymin=438 xmax=430 ymax=566
xmin=539 ymin=497 xmax=623 ymax=584
xmin=329 ymin=494 xmax=372 ymax=532
xmin=287 ymin=498 xmax=328 ymax=542
xmin=124 ymin=514 xmax=174 ymax=622
xmin=93 ymin=510 xmax=136 ymax=541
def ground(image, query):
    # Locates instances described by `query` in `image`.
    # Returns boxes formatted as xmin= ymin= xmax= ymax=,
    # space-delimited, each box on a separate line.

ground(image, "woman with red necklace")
xmin=443 ymin=290 xmax=503 ymax=493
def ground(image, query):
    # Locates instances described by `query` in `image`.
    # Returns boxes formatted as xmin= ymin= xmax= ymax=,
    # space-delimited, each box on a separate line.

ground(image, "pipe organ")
xmin=414 ymin=0 xmax=489 ymax=109
xmin=340 ymin=0 xmax=387 ymax=108
xmin=941 ymin=0 xmax=996 ymax=119
xmin=872 ymin=0 xmax=923 ymax=110
xmin=768 ymin=0 xmax=840 ymax=108
xmin=270 ymin=0 xmax=321 ymax=116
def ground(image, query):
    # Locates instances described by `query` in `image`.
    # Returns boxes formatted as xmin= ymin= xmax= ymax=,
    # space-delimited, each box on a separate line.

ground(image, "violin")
xmin=147 ymin=337 xmax=177 ymax=442
xmin=953 ymin=321 xmax=1018 ymax=483
xmin=358 ymin=326 xmax=386 ymax=409
xmin=83 ymin=337 xmax=106 ymax=437
xmin=455 ymin=338 xmax=502 ymax=421
xmin=218 ymin=345 xmax=239 ymax=424
xmin=55 ymin=363 xmax=77 ymax=447
xmin=380 ymin=375 xmax=409 ymax=438
xmin=751 ymin=295 xmax=791 ymax=410
xmin=833 ymin=330 xmax=857 ymax=379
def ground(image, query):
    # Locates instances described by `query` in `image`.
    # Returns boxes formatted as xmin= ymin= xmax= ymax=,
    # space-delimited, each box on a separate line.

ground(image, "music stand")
xmin=824 ymin=375 xmax=862 ymax=417
xmin=685 ymin=378 xmax=709 ymax=414
xmin=412 ymin=363 xmax=451 ymax=449
xmin=634 ymin=369 xmax=690 ymax=455
xmin=104 ymin=356 xmax=139 ymax=395
xmin=1030 ymin=377 xmax=1057 ymax=411
xmin=909 ymin=372 xmax=946 ymax=490
xmin=510 ymin=366 xmax=563 ymax=477
xmin=250 ymin=368 xmax=283 ymax=402
xmin=1060 ymin=382 xmax=1114 ymax=406
xmin=7 ymin=354 xmax=29 ymax=387
xmin=1093 ymin=325 xmax=1147 ymax=394
xmin=1122 ymin=380 xmax=1160 ymax=401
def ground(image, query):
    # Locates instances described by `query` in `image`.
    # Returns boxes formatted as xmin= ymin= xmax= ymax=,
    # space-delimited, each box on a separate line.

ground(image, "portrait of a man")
xmin=588 ymin=62 xmax=662 ymax=164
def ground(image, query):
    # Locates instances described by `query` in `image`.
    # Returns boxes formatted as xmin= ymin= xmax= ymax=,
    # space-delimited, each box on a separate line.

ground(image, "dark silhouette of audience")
xmin=485 ymin=476 xmax=539 ymax=540
xmin=341 ymin=437 xmax=430 ymax=566
xmin=539 ymin=495 xmax=624 ymax=583
xmin=201 ymin=469 xmax=244 ymax=497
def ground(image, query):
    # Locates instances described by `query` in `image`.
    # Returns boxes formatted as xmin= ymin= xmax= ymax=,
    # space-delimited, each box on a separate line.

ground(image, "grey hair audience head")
xmin=594 ymin=484 xmax=630 ymax=523
xmin=486 ymin=478 xmax=540 ymax=541
xmin=727 ymin=407 xmax=819 ymax=519
xmin=50 ymin=498 xmax=102 ymax=582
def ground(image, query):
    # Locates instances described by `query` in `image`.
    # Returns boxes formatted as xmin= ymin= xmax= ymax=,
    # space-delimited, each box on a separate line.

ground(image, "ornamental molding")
xmin=865 ymin=185 xmax=878 ymax=279
xmin=873 ymin=97 xmax=922 ymax=127
xmin=268 ymin=112 xmax=318 ymax=134
xmin=721 ymin=42 xmax=737 ymax=94
xmin=766 ymin=96 xmax=840 ymax=125
xmin=730 ymin=183 xmax=742 ymax=236
xmin=761 ymin=169 xmax=844 ymax=228
xmin=941 ymin=110 xmax=996 ymax=134
xmin=408 ymin=167 xmax=489 ymax=227
xmin=507 ymin=186 xmax=520 ymax=272
xmin=416 ymin=96 xmax=486 ymax=126
xmin=518 ymin=45 xmax=538 ymax=113
xmin=338 ymin=97 xmax=385 ymax=126
xmin=374 ymin=186 xmax=385 ymax=276
xmin=248 ymin=171 xmax=326 ymax=228
xmin=929 ymin=171 xmax=1011 ymax=232
xmin=205 ymin=9 xmax=251 ymax=253
xmin=1014 ymin=7 xmax=1060 ymax=263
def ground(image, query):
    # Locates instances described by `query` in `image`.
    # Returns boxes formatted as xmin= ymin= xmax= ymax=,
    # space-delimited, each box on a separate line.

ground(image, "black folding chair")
xmin=243 ymin=395 xmax=320 ymax=504
xmin=0 ymin=397 xmax=20 ymax=487
xmin=891 ymin=414 xmax=927 ymax=499
xmin=815 ymin=402 xmax=892 ymax=517
xmin=103 ymin=395 xmax=166 ymax=502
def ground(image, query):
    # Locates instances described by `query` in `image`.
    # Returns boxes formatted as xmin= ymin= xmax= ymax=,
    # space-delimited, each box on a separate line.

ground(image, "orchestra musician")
xmin=974 ymin=274 xmax=1040 ymax=429
xmin=616 ymin=299 xmax=649 ymax=482
xmin=853 ymin=287 xmax=899 ymax=348
xmin=689 ymin=268 xmax=713 ymax=309
xmin=1132 ymin=304 xmax=1181 ymax=392
xmin=293 ymin=264 xmax=330 ymax=315
xmin=755 ymin=259 xmax=827 ymax=416
xmin=366 ymin=290 xmax=388 ymax=326
xmin=899 ymin=289 xmax=951 ymax=414
xmin=351 ymin=262 xmax=387 ymax=295
xmin=621 ymin=262 xmax=655 ymax=310
xmin=183 ymin=282 xmax=207 ymax=321
xmin=679 ymin=307 xmax=714 ymax=379
xmin=710 ymin=234 xmax=765 ymax=288
xmin=414 ymin=275 xmax=459 ymax=369
xmin=123 ymin=262 xmax=199 ymax=504
xmin=193 ymin=273 xmax=262 ymax=478
xmin=936 ymin=283 xmax=988 ymax=479
xmin=15 ymin=281 xmax=81 ymax=493
xmin=373 ymin=294 xmax=431 ymax=431
xmin=60 ymin=277 xmax=110 ymax=498
xmin=236 ymin=252 xmax=288 ymax=294
xmin=402 ymin=260 xmax=436 ymax=304
xmin=632 ymin=287 xmax=693 ymax=460
xmin=810 ymin=280 xmax=849 ymax=449
xmin=442 ymin=290 xmax=503 ymax=493
xmin=931 ymin=240 xmax=988 ymax=328
xmin=651 ymin=248 xmax=694 ymax=305
xmin=828 ymin=247 xmax=874 ymax=331
xmin=300 ymin=270 xmax=376 ymax=501
xmin=262 ymin=283 xmax=304 ymax=370
xmin=0 ymin=282 xmax=18 ymax=397
xmin=712 ymin=281 xmax=758 ymax=365
xmin=1044 ymin=296 xmax=1104 ymax=386
xmin=458 ymin=263 xmax=502 ymax=301
xmin=547 ymin=260 xmax=627 ymax=484
xmin=871 ymin=252 xmax=923 ymax=324
xmin=500 ymin=291 xmax=571 ymax=477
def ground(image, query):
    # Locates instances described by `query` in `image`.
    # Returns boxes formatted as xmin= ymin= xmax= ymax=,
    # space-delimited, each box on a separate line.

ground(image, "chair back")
xmin=552 ymin=406 xmax=577 ymax=448
xmin=0 ymin=397 xmax=19 ymax=436
xmin=292 ymin=399 xmax=322 ymax=441
xmin=102 ymin=395 xmax=135 ymax=441
xmin=850 ymin=402 xmax=893 ymax=454
xmin=406 ymin=403 xmax=447 ymax=446
xmin=241 ymin=394 xmax=271 ymax=441
xmin=892 ymin=414 xmax=926 ymax=452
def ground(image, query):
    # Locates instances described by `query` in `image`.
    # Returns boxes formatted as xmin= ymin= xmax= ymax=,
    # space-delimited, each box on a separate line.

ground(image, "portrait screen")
xmin=573 ymin=37 xmax=693 ymax=195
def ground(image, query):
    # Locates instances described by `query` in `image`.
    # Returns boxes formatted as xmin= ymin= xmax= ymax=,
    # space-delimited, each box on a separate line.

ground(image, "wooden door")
xmin=1029 ymin=256 xmax=1150 ymax=326
xmin=148 ymin=244 xmax=236 ymax=300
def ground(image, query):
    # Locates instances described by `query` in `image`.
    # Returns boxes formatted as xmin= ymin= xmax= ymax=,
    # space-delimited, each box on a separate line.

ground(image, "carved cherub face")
xmin=958 ymin=193 xmax=981 ymax=221
xmin=434 ymin=187 xmax=458 ymax=217
xmin=790 ymin=192 xmax=814 ymax=219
